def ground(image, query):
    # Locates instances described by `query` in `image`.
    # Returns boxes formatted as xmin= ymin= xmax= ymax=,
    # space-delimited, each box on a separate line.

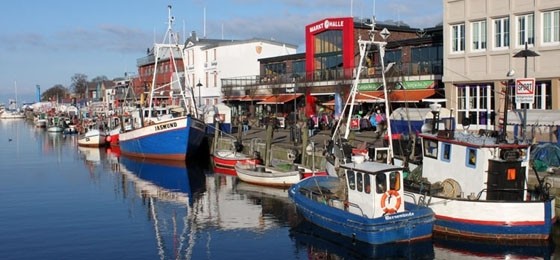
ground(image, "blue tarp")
xmin=531 ymin=143 xmax=560 ymax=168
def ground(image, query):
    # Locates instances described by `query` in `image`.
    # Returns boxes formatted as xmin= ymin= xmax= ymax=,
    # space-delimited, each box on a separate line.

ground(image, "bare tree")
xmin=41 ymin=84 xmax=68 ymax=101
xmin=91 ymin=75 xmax=109 ymax=83
xmin=71 ymin=73 xmax=88 ymax=98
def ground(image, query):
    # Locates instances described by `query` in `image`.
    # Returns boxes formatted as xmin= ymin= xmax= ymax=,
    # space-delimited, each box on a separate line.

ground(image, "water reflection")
xmin=433 ymin=233 xmax=554 ymax=260
xmin=290 ymin=220 xmax=435 ymax=259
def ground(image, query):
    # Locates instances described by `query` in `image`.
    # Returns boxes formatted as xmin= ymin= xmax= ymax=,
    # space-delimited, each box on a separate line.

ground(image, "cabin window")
xmin=364 ymin=174 xmax=371 ymax=194
xmin=347 ymin=170 xmax=356 ymax=190
xmin=375 ymin=174 xmax=387 ymax=194
xmin=389 ymin=171 xmax=401 ymax=190
xmin=423 ymin=139 xmax=438 ymax=159
xmin=357 ymin=173 xmax=363 ymax=192
xmin=466 ymin=148 xmax=477 ymax=168
xmin=441 ymin=143 xmax=452 ymax=162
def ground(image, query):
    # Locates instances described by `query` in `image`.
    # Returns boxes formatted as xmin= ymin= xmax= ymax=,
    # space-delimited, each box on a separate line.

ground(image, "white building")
xmin=183 ymin=31 xmax=297 ymax=108
xmin=443 ymin=0 xmax=560 ymax=135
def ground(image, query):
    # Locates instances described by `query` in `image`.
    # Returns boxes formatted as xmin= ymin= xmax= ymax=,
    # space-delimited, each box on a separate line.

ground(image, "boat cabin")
xmin=415 ymin=131 xmax=530 ymax=201
xmin=341 ymin=159 xmax=407 ymax=218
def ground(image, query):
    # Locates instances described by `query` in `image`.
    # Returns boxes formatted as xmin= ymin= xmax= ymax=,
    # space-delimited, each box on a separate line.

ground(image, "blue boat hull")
xmin=289 ymin=176 xmax=434 ymax=245
xmin=119 ymin=116 xmax=206 ymax=161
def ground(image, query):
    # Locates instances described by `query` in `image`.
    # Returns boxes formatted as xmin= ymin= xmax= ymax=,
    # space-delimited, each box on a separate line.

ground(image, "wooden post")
xmin=212 ymin=120 xmax=220 ymax=155
xmin=301 ymin=121 xmax=308 ymax=167
xmin=265 ymin=121 xmax=273 ymax=166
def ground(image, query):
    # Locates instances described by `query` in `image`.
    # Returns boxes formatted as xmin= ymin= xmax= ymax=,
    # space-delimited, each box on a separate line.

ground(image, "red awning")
xmin=257 ymin=94 xmax=302 ymax=104
xmin=223 ymin=95 xmax=272 ymax=101
xmin=387 ymin=89 xmax=436 ymax=102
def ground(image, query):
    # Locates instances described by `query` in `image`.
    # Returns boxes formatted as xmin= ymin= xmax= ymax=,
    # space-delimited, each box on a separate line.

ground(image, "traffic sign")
xmin=515 ymin=78 xmax=535 ymax=104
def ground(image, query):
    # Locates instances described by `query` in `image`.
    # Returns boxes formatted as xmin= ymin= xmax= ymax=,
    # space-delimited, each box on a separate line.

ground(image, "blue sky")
xmin=0 ymin=0 xmax=442 ymax=103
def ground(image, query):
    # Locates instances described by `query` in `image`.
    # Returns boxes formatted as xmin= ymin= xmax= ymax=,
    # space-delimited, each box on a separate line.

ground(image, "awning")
xmin=321 ymin=89 xmax=436 ymax=106
xmin=322 ymin=92 xmax=384 ymax=106
xmin=223 ymin=95 xmax=272 ymax=101
xmin=507 ymin=110 xmax=560 ymax=126
xmin=388 ymin=89 xmax=436 ymax=102
xmin=257 ymin=94 xmax=302 ymax=104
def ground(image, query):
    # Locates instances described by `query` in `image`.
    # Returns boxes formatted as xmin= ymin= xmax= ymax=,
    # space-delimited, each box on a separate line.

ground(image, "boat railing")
xmin=404 ymin=191 xmax=432 ymax=206
xmin=299 ymin=187 xmax=364 ymax=214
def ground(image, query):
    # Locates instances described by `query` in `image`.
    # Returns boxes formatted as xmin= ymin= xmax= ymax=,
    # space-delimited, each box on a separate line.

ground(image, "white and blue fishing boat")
xmin=300 ymin=20 xmax=434 ymax=245
xmin=118 ymin=6 xmax=206 ymax=161
xmin=290 ymin=157 xmax=435 ymax=245
xmin=402 ymin=108 xmax=556 ymax=240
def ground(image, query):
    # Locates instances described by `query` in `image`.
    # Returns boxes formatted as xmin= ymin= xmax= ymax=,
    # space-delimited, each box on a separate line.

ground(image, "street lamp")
xmin=196 ymin=80 xmax=203 ymax=107
xmin=513 ymin=42 xmax=539 ymax=139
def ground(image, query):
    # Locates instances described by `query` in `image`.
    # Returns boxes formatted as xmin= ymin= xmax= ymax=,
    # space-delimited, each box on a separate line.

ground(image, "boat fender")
xmin=287 ymin=149 xmax=297 ymax=161
xmin=380 ymin=190 xmax=401 ymax=214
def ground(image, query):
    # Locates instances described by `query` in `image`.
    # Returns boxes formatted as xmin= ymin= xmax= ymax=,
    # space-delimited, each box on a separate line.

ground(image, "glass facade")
xmin=313 ymin=30 xmax=344 ymax=80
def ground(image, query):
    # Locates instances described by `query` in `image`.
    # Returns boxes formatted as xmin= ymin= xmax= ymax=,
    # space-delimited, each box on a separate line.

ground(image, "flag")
xmin=305 ymin=88 xmax=316 ymax=118
xmin=334 ymin=86 xmax=342 ymax=119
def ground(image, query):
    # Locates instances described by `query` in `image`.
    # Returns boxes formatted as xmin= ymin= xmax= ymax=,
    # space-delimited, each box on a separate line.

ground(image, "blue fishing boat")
xmin=118 ymin=6 xmax=206 ymax=161
xmin=289 ymin=158 xmax=434 ymax=245
xmin=119 ymin=114 xmax=206 ymax=161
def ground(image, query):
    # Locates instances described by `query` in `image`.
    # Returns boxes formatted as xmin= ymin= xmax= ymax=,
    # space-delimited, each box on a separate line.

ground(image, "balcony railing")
xmin=222 ymin=60 xmax=442 ymax=91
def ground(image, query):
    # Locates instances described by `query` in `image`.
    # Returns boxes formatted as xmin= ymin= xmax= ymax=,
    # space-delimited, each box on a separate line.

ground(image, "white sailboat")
xmin=0 ymin=82 xmax=25 ymax=119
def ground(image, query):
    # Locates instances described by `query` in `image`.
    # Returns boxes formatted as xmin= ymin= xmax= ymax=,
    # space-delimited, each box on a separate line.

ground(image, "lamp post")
xmin=196 ymin=80 xmax=203 ymax=107
xmin=502 ymin=69 xmax=515 ymax=142
xmin=512 ymin=42 xmax=539 ymax=140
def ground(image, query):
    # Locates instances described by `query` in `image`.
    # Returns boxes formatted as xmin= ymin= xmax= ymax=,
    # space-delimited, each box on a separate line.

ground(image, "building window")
xmin=515 ymin=81 xmax=552 ymax=110
xmin=543 ymin=10 xmax=560 ymax=44
xmin=471 ymin=20 xmax=487 ymax=51
xmin=451 ymin=23 xmax=465 ymax=53
xmin=493 ymin=17 xmax=510 ymax=49
xmin=517 ymin=13 xmax=534 ymax=46
xmin=456 ymin=84 xmax=494 ymax=129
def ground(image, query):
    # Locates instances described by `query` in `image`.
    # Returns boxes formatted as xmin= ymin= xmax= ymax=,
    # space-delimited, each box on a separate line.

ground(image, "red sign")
xmin=515 ymin=78 xmax=535 ymax=104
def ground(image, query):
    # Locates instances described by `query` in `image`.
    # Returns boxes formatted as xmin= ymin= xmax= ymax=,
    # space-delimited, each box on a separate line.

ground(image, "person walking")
xmin=242 ymin=113 xmax=250 ymax=134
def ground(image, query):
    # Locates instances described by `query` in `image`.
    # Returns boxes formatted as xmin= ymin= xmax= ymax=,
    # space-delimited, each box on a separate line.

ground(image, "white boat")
xmin=311 ymin=20 xmax=435 ymax=245
xmin=0 ymin=110 xmax=25 ymax=119
xmin=235 ymin=160 xmax=302 ymax=188
xmin=77 ymin=129 xmax=107 ymax=147
xmin=402 ymin=112 xmax=556 ymax=240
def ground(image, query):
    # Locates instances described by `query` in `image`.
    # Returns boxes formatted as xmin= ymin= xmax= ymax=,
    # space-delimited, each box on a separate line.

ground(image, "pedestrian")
xmin=242 ymin=114 xmax=249 ymax=133
xmin=307 ymin=116 xmax=315 ymax=137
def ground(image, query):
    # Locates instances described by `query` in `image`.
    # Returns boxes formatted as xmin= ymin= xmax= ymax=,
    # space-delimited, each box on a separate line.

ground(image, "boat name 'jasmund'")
xmin=154 ymin=122 xmax=178 ymax=131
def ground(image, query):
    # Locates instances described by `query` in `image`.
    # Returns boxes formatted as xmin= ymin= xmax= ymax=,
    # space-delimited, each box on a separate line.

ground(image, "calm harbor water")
xmin=0 ymin=119 xmax=558 ymax=260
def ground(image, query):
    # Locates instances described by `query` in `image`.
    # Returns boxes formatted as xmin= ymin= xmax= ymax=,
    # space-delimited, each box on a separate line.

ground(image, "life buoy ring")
xmin=380 ymin=190 xmax=402 ymax=214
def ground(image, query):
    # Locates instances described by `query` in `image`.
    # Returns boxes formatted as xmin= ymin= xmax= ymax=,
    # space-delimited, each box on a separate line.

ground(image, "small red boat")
xmin=212 ymin=149 xmax=260 ymax=175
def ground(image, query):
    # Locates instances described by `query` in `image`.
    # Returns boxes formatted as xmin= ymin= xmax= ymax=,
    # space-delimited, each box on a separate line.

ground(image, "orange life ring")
xmin=380 ymin=190 xmax=401 ymax=214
